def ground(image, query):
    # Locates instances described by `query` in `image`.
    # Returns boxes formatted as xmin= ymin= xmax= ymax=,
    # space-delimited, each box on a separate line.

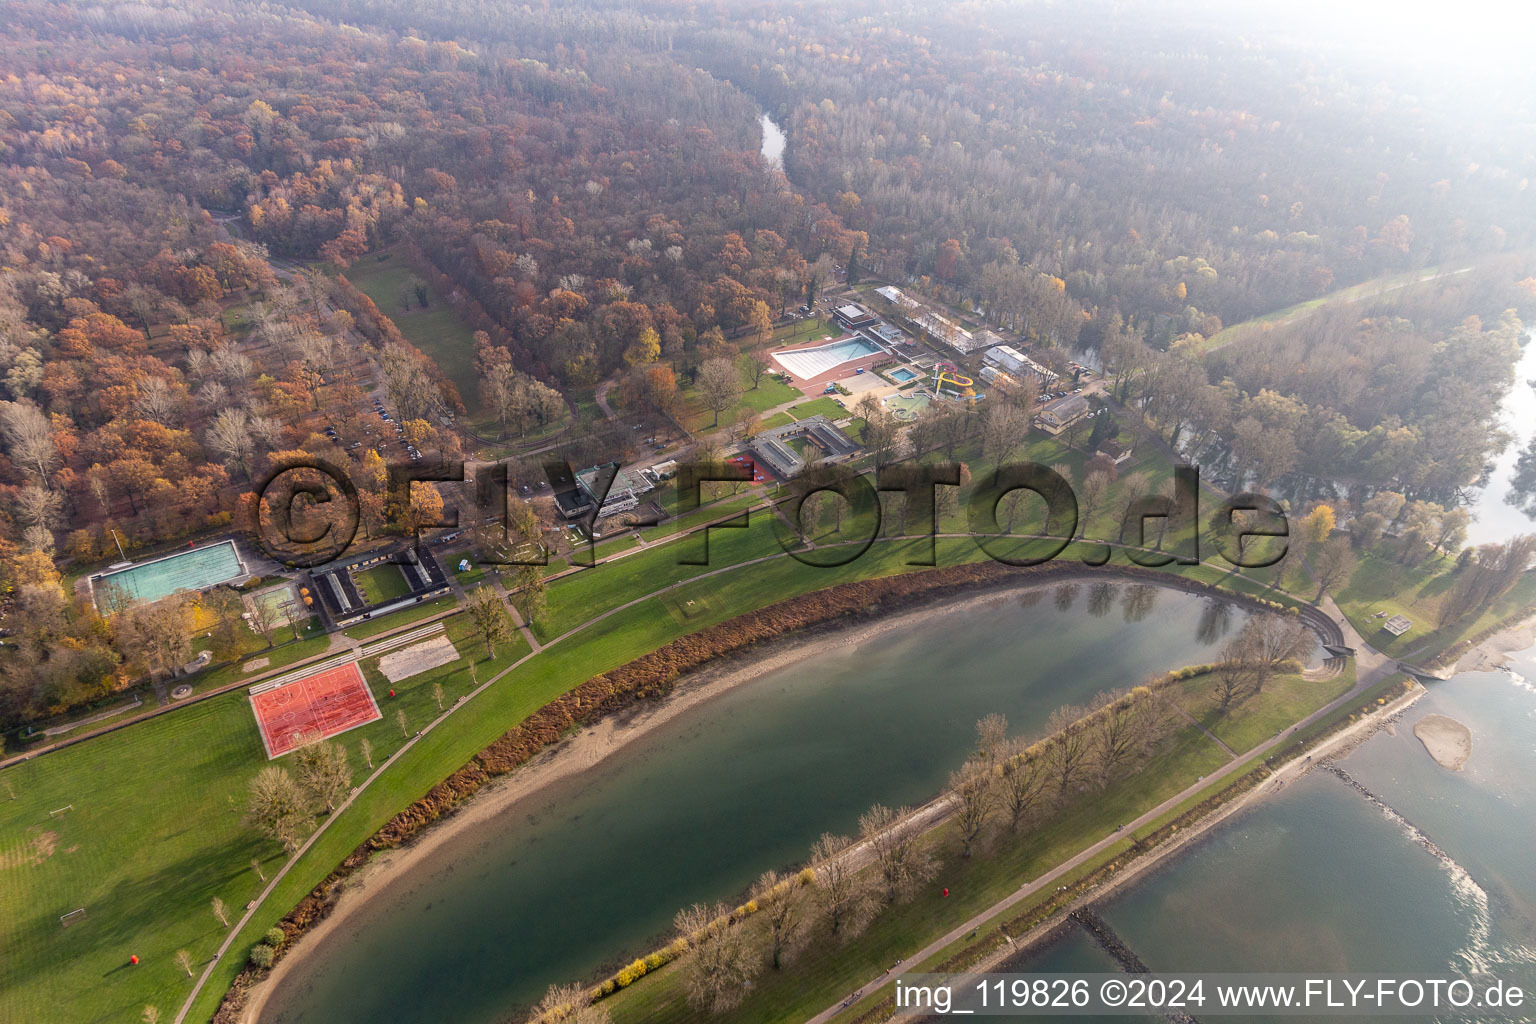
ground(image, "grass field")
xmin=1192 ymin=263 xmax=1472 ymax=358
xmin=677 ymin=355 xmax=801 ymax=431
xmin=0 ymin=606 xmax=526 ymax=1024
xmin=351 ymin=564 xmax=412 ymax=604
xmin=343 ymin=252 xmax=483 ymax=412
xmin=788 ymin=396 xmax=848 ymax=420
xmin=1335 ymin=550 xmax=1536 ymax=659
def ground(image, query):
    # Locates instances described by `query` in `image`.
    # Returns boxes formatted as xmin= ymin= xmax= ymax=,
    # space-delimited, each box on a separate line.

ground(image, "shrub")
xmin=616 ymin=959 xmax=648 ymax=987
xmin=263 ymin=928 xmax=286 ymax=947
xmin=247 ymin=944 xmax=276 ymax=969
xmin=644 ymin=952 xmax=666 ymax=970
xmin=797 ymin=867 xmax=816 ymax=885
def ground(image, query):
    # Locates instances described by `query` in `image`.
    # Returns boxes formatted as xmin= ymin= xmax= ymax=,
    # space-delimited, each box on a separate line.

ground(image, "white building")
xmin=985 ymin=345 xmax=1058 ymax=385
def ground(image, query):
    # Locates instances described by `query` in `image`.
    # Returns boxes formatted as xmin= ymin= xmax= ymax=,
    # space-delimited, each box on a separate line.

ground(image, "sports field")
xmin=249 ymin=662 xmax=382 ymax=758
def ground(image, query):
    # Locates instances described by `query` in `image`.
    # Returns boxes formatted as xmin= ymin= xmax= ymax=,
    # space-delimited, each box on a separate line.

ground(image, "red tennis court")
xmin=250 ymin=661 xmax=381 ymax=758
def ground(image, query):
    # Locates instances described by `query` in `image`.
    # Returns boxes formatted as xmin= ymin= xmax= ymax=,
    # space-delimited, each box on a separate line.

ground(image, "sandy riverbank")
xmin=1414 ymin=714 xmax=1473 ymax=770
xmin=1454 ymin=612 xmax=1536 ymax=673
xmin=240 ymin=585 xmax=1045 ymax=1023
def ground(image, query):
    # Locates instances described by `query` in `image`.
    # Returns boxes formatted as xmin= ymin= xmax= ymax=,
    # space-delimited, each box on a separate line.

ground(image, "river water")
xmin=760 ymin=113 xmax=786 ymax=169
xmin=261 ymin=585 xmax=1245 ymax=1024
xmin=1464 ymin=332 xmax=1536 ymax=547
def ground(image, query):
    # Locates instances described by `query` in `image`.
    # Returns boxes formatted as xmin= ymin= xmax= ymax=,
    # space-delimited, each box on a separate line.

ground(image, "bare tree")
xmin=752 ymin=870 xmax=808 ymax=970
xmin=1239 ymin=613 xmax=1314 ymax=690
xmin=359 ymin=737 xmax=374 ymax=769
xmin=998 ymin=737 xmax=1049 ymax=830
xmin=673 ymin=902 xmax=762 ymax=1014
xmin=859 ymin=803 xmax=937 ymax=904
xmin=975 ymin=713 xmax=1009 ymax=767
xmin=251 ymin=857 xmax=266 ymax=882
xmin=809 ymin=832 xmax=872 ymax=936
xmin=1088 ymin=689 xmax=1158 ymax=785
xmin=293 ymin=739 xmax=352 ymax=812
xmin=697 ymin=357 xmax=743 ymax=427
xmin=1211 ymin=648 xmax=1257 ymax=712
xmin=466 ymin=586 xmax=513 ymax=659
xmin=1078 ymin=470 xmax=1111 ymax=538
xmin=205 ymin=408 xmax=256 ymax=479
xmin=1045 ymin=706 xmax=1092 ymax=797
xmin=1312 ymin=535 xmax=1358 ymax=599
xmin=396 ymin=708 xmax=409 ymax=737
xmin=950 ymin=758 xmax=996 ymax=857
xmin=142 ymin=1006 xmax=161 ymax=1024
xmin=210 ymin=897 xmax=229 ymax=928
xmin=526 ymin=984 xmax=611 ymax=1024
xmin=244 ymin=765 xmax=313 ymax=853
xmin=0 ymin=400 xmax=59 ymax=483
xmin=175 ymin=949 xmax=195 ymax=977
xmin=432 ymin=683 xmax=446 ymax=711
xmin=981 ymin=403 xmax=1027 ymax=466
xmin=246 ymin=593 xmax=281 ymax=649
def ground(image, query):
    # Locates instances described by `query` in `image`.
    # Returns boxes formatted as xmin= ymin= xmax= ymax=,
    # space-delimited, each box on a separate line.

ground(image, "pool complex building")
xmin=90 ymin=539 xmax=248 ymax=608
xmin=772 ymin=336 xmax=881 ymax=379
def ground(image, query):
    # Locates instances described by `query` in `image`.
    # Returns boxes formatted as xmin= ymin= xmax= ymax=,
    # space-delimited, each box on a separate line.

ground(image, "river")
xmin=260 ymin=584 xmax=1247 ymax=1024
xmin=1464 ymin=331 xmax=1536 ymax=547
xmin=760 ymin=112 xmax=786 ymax=169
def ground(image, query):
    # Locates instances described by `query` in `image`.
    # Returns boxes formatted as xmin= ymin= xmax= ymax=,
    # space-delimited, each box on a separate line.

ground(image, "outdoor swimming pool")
xmin=887 ymin=366 xmax=918 ymax=383
xmin=772 ymin=336 xmax=880 ymax=379
xmin=91 ymin=540 xmax=246 ymax=607
xmin=883 ymin=391 xmax=932 ymax=420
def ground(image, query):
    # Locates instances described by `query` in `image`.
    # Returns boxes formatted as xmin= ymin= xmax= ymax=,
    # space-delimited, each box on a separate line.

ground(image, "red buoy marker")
xmin=129 ymin=955 xmax=139 ymax=965
xmin=942 ymin=887 xmax=949 ymax=898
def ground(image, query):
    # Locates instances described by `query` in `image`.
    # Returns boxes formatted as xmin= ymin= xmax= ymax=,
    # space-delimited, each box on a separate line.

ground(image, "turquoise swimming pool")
xmin=772 ymin=336 xmax=881 ymax=378
xmin=887 ymin=366 xmax=918 ymax=383
xmin=92 ymin=540 xmax=246 ymax=607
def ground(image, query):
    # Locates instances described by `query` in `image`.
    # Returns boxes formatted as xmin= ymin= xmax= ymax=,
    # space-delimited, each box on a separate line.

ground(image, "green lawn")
xmin=1335 ymin=549 xmax=1536 ymax=660
xmin=342 ymin=251 xmax=489 ymax=421
xmin=769 ymin=315 xmax=841 ymax=345
xmin=758 ymin=412 xmax=794 ymax=430
xmin=0 ymin=609 xmax=525 ymax=1024
xmin=1171 ymin=665 xmax=1356 ymax=755
xmin=788 ymin=396 xmax=848 ymax=420
xmin=351 ymin=564 xmax=412 ymax=604
xmin=677 ymin=356 xmax=801 ymax=431
xmin=1193 ymin=263 xmax=1468 ymax=358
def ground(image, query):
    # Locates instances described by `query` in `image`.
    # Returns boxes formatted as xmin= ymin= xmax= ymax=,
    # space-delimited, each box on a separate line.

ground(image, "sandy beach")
xmin=240 ymin=586 xmax=1038 ymax=1022
xmin=1413 ymin=713 xmax=1473 ymax=770
xmin=1454 ymin=612 xmax=1536 ymax=673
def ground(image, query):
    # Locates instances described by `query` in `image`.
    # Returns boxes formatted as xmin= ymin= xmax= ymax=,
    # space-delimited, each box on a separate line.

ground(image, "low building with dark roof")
xmin=833 ymin=302 xmax=879 ymax=328
xmin=308 ymin=545 xmax=451 ymax=629
xmin=748 ymin=414 xmax=863 ymax=479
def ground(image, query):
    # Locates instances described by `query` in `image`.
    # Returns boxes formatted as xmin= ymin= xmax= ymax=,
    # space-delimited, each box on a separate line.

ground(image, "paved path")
xmin=804 ymin=597 xmax=1395 ymax=1024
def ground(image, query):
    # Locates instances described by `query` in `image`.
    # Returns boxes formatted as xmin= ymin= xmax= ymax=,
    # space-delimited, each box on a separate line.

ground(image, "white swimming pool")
xmin=772 ymin=336 xmax=880 ymax=378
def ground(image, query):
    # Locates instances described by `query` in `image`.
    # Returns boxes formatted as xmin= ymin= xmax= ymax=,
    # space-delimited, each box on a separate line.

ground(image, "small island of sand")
xmin=1413 ymin=714 xmax=1472 ymax=771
